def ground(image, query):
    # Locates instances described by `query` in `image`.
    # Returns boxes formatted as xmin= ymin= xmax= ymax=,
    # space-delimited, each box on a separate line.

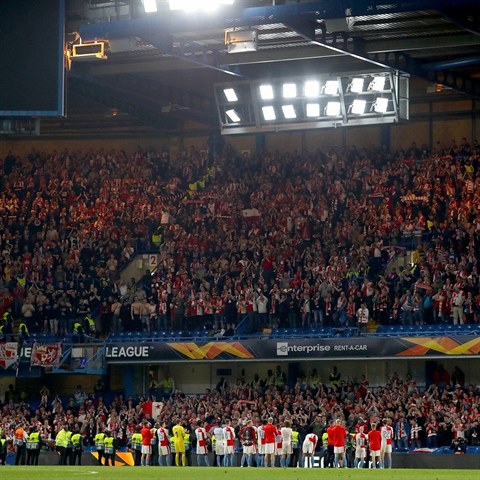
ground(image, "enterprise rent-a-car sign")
xmin=104 ymin=335 xmax=480 ymax=362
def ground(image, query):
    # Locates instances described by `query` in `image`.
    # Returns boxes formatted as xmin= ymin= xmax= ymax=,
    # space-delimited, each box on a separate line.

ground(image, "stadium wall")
xmin=0 ymin=100 xmax=478 ymax=156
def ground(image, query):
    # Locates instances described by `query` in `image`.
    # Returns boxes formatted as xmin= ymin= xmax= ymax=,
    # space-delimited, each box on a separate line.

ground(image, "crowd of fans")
xmin=1 ymin=138 xmax=480 ymax=338
xmin=0 ymin=367 xmax=479 ymax=466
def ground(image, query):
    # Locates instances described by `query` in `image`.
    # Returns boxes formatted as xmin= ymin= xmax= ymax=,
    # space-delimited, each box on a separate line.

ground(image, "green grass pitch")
xmin=4 ymin=467 xmax=480 ymax=480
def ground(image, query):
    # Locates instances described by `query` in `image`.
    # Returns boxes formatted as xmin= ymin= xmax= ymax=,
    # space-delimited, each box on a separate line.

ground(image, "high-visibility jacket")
xmin=85 ymin=316 xmax=96 ymax=332
xmin=18 ymin=322 xmax=29 ymax=334
xmin=27 ymin=432 xmax=40 ymax=449
xmin=15 ymin=427 xmax=26 ymax=446
xmin=94 ymin=432 xmax=106 ymax=450
xmin=55 ymin=429 xmax=68 ymax=448
xmin=184 ymin=433 xmax=190 ymax=451
xmin=292 ymin=430 xmax=300 ymax=449
xmin=169 ymin=436 xmax=176 ymax=453
xmin=104 ymin=436 xmax=115 ymax=454
xmin=73 ymin=322 xmax=84 ymax=334
xmin=131 ymin=433 xmax=142 ymax=451
xmin=151 ymin=428 xmax=157 ymax=445
xmin=66 ymin=431 xmax=73 ymax=448
xmin=71 ymin=433 xmax=83 ymax=450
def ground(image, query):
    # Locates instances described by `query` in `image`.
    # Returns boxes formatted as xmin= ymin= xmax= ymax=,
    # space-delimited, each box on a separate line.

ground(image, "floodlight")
xmin=351 ymin=99 xmax=367 ymax=115
xmin=369 ymin=76 xmax=386 ymax=92
xmin=304 ymin=80 xmax=320 ymax=97
xmin=262 ymin=106 xmax=276 ymax=121
xmin=325 ymin=101 xmax=341 ymax=116
xmin=374 ymin=97 xmax=389 ymax=113
xmin=169 ymin=0 xmax=234 ymax=11
xmin=223 ymin=88 xmax=238 ymax=102
xmin=324 ymin=80 xmax=339 ymax=95
xmin=226 ymin=109 xmax=241 ymax=122
xmin=306 ymin=103 xmax=320 ymax=117
xmin=259 ymin=84 xmax=274 ymax=100
xmin=282 ymin=105 xmax=296 ymax=119
xmin=283 ymin=83 xmax=297 ymax=99
xmin=350 ymin=78 xmax=364 ymax=93
xmin=143 ymin=0 xmax=158 ymax=12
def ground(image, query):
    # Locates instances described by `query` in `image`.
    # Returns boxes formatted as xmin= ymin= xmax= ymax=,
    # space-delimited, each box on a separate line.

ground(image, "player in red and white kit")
xmin=157 ymin=421 xmax=171 ymax=466
xmin=332 ymin=418 xmax=347 ymax=468
xmin=263 ymin=417 xmax=277 ymax=468
xmin=257 ymin=420 xmax=266 ymax=467
xmin=195 ymin=420 xmax=209 ymax=466
xmin=302 ymin=433 xmax=318 ymax=468
xmin=380 ymin=418 xmax=394 ymax=468
xmin=368 ymin=423 xmax=382 ymax=469
xmin=223 ymin=419 xmax=236 ymax=467
xmin=354 ymin=425 xmax=367 ymax=469
xmin=240 ymin=420 xmax=257 ymax=467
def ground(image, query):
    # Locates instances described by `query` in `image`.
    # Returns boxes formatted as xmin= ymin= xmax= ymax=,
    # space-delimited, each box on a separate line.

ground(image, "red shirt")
xmin=332 ymin=425 xmax=347 ymax=447
xmin=141 ymin=426 xmax=153 ymax=446
xmin=263 ymin=423 xmax=277 ymax=444
xmin=326 ymin=426 xmax=335 ymax=446
xmin=368 ymin=429 xmax=382 ymax=451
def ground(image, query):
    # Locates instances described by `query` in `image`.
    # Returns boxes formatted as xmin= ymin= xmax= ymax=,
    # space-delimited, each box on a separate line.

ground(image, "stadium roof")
xmin=41 ymin=0 xmax=480 ymax=137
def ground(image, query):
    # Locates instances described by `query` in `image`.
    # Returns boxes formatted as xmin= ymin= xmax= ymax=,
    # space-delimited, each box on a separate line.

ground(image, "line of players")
xmin=140 ymin=416 xmax=395 ymax=468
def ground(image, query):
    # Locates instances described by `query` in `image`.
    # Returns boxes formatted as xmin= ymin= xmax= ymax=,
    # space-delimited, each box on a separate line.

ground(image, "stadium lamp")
xmin=282 ymin=83 xmax=297 ymax=99
xmin=262 ymin=106 xmax=276 ymax=121
xmin=349 ymin=77 xmax=364 ymax=93
xmin=306 ymin=103 xmax=320 ymax=117
xmin=374 ymin=97 xmax=389 ymax=113
xmin=225 ymin=109 xmax=241 ymax=122
xmin=143 ymin=0 xmax=157 ymax=13
xmin=369 ymin=76 xmax=387 ymax=92
xmin=223 ymin=88 xmax=238 ymax=102
xmin=325 ymin=101 xmax=341 ymax=116
xmin=324 ymin=80 xmax=339 ymax=95
xmin=351 ymin=99 xmax=367 ymax=115
xmin=259 ymin=84 xmax=274 ymax=100
xmin=169 ymin=0 xmax=234 ymax=12
xmin=281 ymin=105 xmax=296 ymax=119
xmin=304 ymin=80 xmax=320 ymax=98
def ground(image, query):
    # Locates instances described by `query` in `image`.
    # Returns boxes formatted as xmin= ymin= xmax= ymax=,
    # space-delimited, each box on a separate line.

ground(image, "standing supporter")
xmin=368 ymin=423 xmax=382 ymax=469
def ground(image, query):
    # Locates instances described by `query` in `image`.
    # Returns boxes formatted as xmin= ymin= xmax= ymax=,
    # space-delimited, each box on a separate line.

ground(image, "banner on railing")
xmin=0 ymin=342 xmax=18 ymax=369
xmin=30 ymin=342 xmax=62 ymax=367
xmin=104 ymin=335 xmax=480 ymax=363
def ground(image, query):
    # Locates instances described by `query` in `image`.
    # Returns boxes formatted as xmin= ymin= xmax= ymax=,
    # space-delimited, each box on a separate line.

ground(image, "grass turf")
xmin=3 ymin=467 xmax=480 ymax=480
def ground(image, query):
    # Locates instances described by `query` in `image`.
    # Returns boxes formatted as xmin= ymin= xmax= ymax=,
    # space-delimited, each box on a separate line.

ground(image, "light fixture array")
xmin=215 ymin=71 xmax=409 ymax=134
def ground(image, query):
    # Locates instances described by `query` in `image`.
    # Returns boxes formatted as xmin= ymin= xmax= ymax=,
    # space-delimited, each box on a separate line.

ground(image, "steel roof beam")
xmin=439 ymin=8 xmax=480 ymax=36
xmin=80 ymin=1 xmax=480 ymax=40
